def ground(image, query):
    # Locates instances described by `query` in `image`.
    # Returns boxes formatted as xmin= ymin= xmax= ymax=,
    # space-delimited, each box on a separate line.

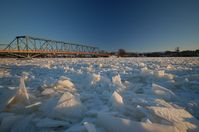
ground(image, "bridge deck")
xmin=0 ymin=50 xmax=109 ymax=57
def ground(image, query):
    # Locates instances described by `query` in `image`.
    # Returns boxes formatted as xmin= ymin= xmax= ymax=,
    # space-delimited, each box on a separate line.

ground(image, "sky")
xmin=0 ymin=0 xmax=199 ymax=52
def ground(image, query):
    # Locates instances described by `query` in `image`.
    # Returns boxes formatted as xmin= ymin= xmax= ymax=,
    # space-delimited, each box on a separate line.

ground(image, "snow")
xmin=0 ymin=57 xmax=199 ymax=131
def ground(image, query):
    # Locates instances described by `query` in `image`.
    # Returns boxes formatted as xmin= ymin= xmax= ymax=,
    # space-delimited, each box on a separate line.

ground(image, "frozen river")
xmin=0 ymin=57 xmax=199 ymax=132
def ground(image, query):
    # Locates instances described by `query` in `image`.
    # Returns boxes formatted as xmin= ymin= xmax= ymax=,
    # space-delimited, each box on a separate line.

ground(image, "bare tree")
xmin=118 ymin=49 xmax=126 ymax=57
xmin=175 ymin=47 xmax=180 ymax=52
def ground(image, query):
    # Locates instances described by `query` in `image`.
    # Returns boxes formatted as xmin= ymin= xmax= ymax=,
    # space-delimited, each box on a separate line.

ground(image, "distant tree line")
xmin=113 ymin=48 xmax=199 ymax=57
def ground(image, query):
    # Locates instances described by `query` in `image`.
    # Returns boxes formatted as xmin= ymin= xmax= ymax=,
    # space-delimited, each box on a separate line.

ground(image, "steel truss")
xmin=0 ymin=36 xmax=108 ymax=58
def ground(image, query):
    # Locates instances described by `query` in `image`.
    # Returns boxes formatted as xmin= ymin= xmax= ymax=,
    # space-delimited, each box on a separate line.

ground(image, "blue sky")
xmin=0 ymin=0 xmax=199 ymax=52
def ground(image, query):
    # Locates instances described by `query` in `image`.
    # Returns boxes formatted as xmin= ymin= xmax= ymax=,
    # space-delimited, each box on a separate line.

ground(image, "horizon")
xmin=1 ymin=34 xmax=198 ymax=53
xmin=0 ymin=0 xmax=199 ymax=52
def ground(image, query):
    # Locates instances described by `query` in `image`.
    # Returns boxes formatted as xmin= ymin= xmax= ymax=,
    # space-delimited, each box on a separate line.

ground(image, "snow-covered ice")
xmin=0 ymin=57 xmax=199 ymax=131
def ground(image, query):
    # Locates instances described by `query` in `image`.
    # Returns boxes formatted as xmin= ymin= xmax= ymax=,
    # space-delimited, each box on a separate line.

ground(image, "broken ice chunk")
xmin=5 ymin=77 xmax=30 ymax=111
xmin=21 ymin=71 xmax=30 ymax=80
xmin=97 ymin=113 xmax=178 ymax=132
xmin=139 ymin=62 xmax=146 ymax=68
xmin=41 ymin=92 xmax=83 ymax=120
xmin=112 ymin=74 xmax=122 ymax=86
xmin=152 ymin=83 xmax=175 ymax=101
xmin=148 ymin=106 xmax=199 ymax=132
xmin=109 ymin=91 xmax=124 ymax=110
xmin=154 ymin=70 xmax=165 ymax=77
xmin=124 ymin=104 xmax=148 ymax=121
xmin=112 ymin=74 xmax=126 ymax=92
xmin=0 ymin=68 xmax=10 ymax=77
xmin=167 ymin=64 xmax=175 ymax=70
xmin=18 ymin=77 xmax=29 ymax=100
xmin=41 ymin=88 xmax=55 ymax=96
xmin=91 ymin=74 xmax=101 ymax=85
xmin=164 ymin=73 xmax=175 ymax=80
xmin=141 ymin=67 xmax=148 ymax=72
xmin=55 ymin=76 xmax=76 ymax=92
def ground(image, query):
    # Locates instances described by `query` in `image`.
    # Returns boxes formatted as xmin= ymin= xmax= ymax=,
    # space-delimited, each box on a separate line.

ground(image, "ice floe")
xmin=0 ymin=57 xmax=198 ymax=131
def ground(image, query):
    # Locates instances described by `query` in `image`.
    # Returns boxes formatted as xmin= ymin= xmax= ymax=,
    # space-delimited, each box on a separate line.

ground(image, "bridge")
xmin=0 ymin=36 xmax=109 ymax=58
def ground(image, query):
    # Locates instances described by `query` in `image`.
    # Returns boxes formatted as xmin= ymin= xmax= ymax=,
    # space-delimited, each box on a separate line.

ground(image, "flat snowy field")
xmin=0 ymin=57 xmax=199 ymax=132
